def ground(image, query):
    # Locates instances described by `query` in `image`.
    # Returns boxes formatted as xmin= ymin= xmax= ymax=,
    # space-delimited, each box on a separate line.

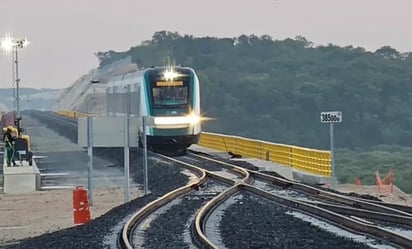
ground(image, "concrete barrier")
xmin=3 ymin=156 xmax=40 ymax=194
xmin=292 ymin=170 xmax=334 ymax=186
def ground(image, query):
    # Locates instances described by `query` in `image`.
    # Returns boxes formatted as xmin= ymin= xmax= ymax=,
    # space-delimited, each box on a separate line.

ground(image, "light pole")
xmin=1 ymin=34 xmax=30 ymax=134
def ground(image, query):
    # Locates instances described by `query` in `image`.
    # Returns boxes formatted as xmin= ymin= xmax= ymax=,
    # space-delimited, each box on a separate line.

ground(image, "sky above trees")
xmin=0 ymin=0 xmax=411 ymax=89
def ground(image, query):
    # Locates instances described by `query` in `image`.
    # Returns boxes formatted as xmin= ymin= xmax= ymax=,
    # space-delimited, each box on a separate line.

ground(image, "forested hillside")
xmin=96 ymin=31 xmax=412 ymax=191
xmin=97 ymin=31 xmax=412 ymax=149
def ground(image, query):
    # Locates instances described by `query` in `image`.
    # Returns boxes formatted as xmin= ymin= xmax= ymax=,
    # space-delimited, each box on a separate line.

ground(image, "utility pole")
xmin=1 ymin=34 xmax=30 ymax=136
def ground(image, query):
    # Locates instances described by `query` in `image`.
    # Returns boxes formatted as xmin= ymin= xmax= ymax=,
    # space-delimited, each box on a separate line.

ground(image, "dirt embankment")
xmin=337 ymin=183 xmax=412 ymax=206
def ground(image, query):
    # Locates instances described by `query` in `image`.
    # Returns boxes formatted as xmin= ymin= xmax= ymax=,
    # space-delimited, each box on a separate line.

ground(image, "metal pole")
xmin=124 ymin=85 xmax=131 ymax=202
xmin=330 ymin=123 xmax=335 ymax=189
xmin=124 ymin=115 xmax=130 ymax=202
xmin=143 ymin=116 xmax=148 ymax=195
xmin=11 ymin=47 xmax=16 ymax=119
xmin=87 ymin=116 xmax=94 ymax=205
xmin=27 ymin=95 xmax=31 ymax=118
xmin=15 ymin=46 xmax=20 ymax=120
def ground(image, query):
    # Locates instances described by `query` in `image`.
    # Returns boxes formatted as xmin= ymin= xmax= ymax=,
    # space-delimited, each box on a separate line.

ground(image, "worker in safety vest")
xmin=3 ymin=126 xmax=17 ymax=166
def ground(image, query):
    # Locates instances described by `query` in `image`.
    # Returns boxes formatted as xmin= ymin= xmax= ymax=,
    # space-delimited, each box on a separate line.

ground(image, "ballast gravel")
xmin=5 ymin=112 xmax=397 ymax=249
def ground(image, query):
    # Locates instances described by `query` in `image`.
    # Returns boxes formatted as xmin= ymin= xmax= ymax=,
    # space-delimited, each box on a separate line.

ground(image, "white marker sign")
xmin=320 ymin=111 xmax=342 ymax=123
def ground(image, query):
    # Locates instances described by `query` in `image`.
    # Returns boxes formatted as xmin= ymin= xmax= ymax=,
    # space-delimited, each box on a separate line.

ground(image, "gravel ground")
xmin=219 ymin=193 xmax=375 ymax=249
xmin=3 ymin=112 xmax=410 ymax=249
xmin=4 ymin=154 xmax=189 ymax=249
xmin=0 ymin=187 xmax=141 ymax=244
xmin=2 ymin=113 xmax=190 ymax=249
xmin=0 ymin=114 xmax=137 ymax=246
xmin=142 ymin=193 xmax=212 ymax=249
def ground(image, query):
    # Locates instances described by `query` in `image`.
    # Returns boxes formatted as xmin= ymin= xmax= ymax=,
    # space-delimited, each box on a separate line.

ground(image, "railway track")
xmin=118 ymin=151 xmax=412 ymax=248
xmin=29 ymin=110 xmax=77 ymax=143
xmin=30 ymin=111 xmax=412 ymax=248
xmin=189 ymin=152 xmax=412 ymax=219
xmin=30 ymin=110 xmax=77 ymax=127
xmin=118 ymin=153 xmax=247 ymax=248
xmin=193 ymin=153 xmax=412 ymax=234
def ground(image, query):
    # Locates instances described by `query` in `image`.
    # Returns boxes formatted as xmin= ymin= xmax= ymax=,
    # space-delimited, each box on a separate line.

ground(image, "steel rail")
xmin=186 ymin=153 xmax=252 ymax=184
xmin=308 ymin=201 xmax=412 ymax=226
xmin=188 ymin=152 xmax=412 ymax=248
xmin=252 ymin=170 xmax=412 ymax=217
xmin=194 ymin=183 xmax=412 ymax=249
xmin=352 ymin=197 xmax=412 ymax=214
xmin=119 ymin=152 xmax=250 ymax=249
xmin=194 ymin=184 xmax=241 ymax=249
xmin=189 ymin=152 xmax=412 ymax=217
xmin=242 ymin=184 xmax=412 ymax=248
xmin=119 ymin=160 xmax=207 ymax=249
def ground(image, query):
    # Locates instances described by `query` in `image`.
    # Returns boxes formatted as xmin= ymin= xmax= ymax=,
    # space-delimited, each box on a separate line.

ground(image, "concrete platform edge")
xmin=3 ymin=157 xmax=41 ymax=194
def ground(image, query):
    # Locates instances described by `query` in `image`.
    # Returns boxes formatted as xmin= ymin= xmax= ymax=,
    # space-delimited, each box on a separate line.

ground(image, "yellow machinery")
xmin=21 ymin=134 xmax=31 ymax=152
xmin=2 ymin=126 xmax=33 ymax=165
xmin=2 ymin=126 xmax=18 ymax=137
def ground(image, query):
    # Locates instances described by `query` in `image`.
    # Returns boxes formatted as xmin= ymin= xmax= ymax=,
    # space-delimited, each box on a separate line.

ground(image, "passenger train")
xmin=106 ymin=66 xmax=201 ymax=151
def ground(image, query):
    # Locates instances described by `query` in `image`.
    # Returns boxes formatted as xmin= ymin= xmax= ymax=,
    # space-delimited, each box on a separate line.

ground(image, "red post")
xmin=73 ymin=186 xmax=91 ymax=224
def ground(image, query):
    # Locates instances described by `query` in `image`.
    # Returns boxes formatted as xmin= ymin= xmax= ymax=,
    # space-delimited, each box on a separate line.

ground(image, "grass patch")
xmin=335 ymin=145 xmax=412 ymax=194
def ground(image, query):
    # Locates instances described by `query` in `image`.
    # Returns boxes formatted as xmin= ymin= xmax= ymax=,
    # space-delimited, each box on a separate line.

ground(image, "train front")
xmin=143 ymin=66 xmax=201 ymax=150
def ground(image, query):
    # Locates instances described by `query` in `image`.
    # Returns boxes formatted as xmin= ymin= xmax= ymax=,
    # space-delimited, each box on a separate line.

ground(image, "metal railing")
xmin=198 ymin=132 xmax=331 ymax=176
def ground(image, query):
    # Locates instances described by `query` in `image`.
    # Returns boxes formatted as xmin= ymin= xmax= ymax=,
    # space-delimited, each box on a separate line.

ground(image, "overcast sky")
xmin=0 ymin=0 xmax=411 ymax=89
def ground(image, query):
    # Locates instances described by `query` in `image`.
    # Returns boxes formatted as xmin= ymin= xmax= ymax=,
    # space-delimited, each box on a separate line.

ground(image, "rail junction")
xmin=1 ymin=111 xmax=412 ymax=249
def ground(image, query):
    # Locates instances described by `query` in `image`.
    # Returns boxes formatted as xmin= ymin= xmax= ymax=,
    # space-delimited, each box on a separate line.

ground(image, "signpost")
xmin=79 ymin=115 xmax=151 ymax=204
xmin=124 ymin=115 xmax=130 ymax=202
xmin=320 ymin=111 xmax=342 ymax=189
xmin=142 ymin=116 xmax=148 ymax=195
xmin=124 ymin=86 xmax=131 ymax=202
xmin=87 ymin=116 xmax=93 ymax=205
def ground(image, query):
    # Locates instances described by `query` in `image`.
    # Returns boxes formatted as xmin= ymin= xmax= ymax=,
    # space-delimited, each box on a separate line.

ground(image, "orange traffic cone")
xmin=73 ymin=186 xmax=91 ymax=224
xmin=376 ymin=169 xmax=394 ymax=193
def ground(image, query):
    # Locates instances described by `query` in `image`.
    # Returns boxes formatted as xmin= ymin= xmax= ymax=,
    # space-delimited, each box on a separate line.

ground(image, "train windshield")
xmin=152 ymin=86 xmax=188 ymax=106
xmin=147 ymin=67 xmax=193 ymax=109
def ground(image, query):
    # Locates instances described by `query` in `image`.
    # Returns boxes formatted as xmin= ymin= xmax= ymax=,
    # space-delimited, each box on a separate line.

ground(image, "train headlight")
xmin=154 ymin=115 xmax=200 ymax=126
xmin=163 ymin=68 xmax=179 ymax=81
xmin=187 ymin=114 xmax=200 ymax=125
xmin=162 ymin=65 xmax=187 ymax=81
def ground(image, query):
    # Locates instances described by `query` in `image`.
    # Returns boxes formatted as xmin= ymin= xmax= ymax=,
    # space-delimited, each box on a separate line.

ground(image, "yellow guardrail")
xmin=55 ymin=111 xmax=331 ymax=176
xmin=199 ymin=132 xmax=331 ymax=176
